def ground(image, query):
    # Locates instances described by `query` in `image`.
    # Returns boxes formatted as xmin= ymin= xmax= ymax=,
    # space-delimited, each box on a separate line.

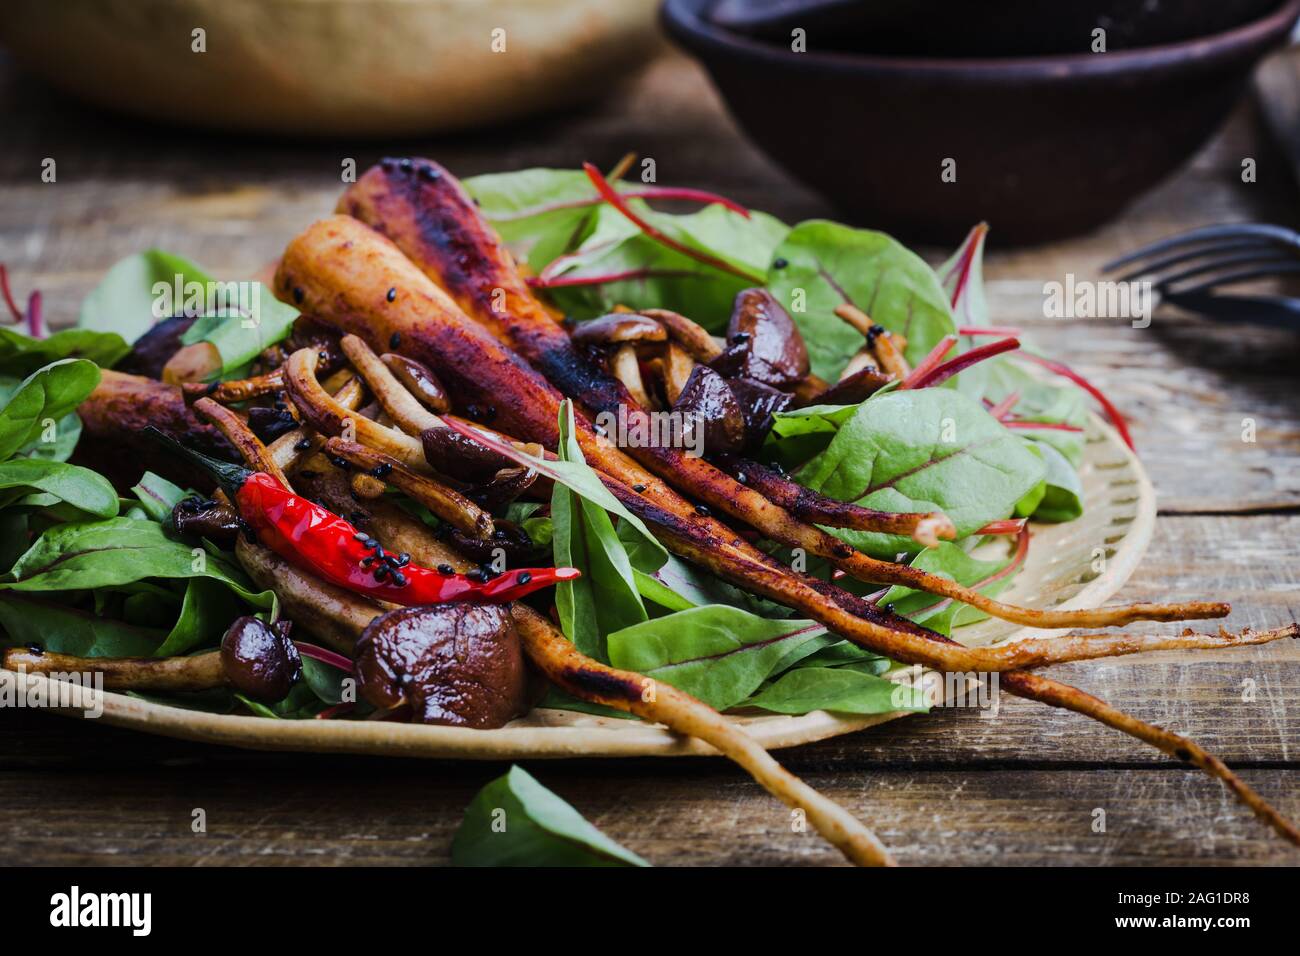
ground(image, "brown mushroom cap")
xmin=727 ymin=378 xmax=793 ymax=448
xmin=673 ymin=365 xmax=747 ymax=456
xmin=421 ymin=426 xmax=513 ymax=483
xmin=571 ymin=313 xmax=669 ymax=347
xmin=355 ymin=603 xmax=527 ymax=728
xmin=711 ymin=288 xmax=810 ymax=388
xmin=381 ymin=352 xmax=451 ymax=413
xmin=220 ymin=616 xmax=303 ymax=702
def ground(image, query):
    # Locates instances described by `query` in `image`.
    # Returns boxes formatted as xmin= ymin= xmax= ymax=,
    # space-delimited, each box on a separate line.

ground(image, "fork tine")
xmin=1110 ymin=238 xmax=1281 ymax=283
xmin=1102 ymin=223 xmax=1300 ymax=272
xmin=1166 ymin=262 xmax=1300 ymax=295
xmin=1140 ymin=252 xmax=1299 ymax=289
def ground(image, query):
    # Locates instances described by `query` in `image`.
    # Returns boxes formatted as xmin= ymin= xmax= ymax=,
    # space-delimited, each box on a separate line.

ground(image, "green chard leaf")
xmin=551 ymin=403 xmax=658 ymax=662
xmin=130 ymin=471 xmax=190 ymax=523
xmin=746 ymin=667 xmax=928 ymax=716
xmin=606 ymin=605 xmax=829 ymax=711
xmin=452 ymin=765 xmax=649 ymax=867
xmin=0 ymin=359 xmax=100 ymax=461
xmin=766 ymin=220 xmax=956 ymax=380
xmin=78 ymin=250 xmax=213 ymax=343
xmin=179 ymin=286 xmax=299 ymax=379
xmin=793 ymin=389 xmax=1045 ymax=558
xmin=0 ymin=326 xmax=129 ymax=377
xmin=0 ymin=458 xmax=118 ymax=519
xmin=2 ymin=517 xmax=274 ymax=612
xmin=1027 ymin=440 xmax=1084 ymax=523
xmin=0 ymin=593 xmax=164 ymax=657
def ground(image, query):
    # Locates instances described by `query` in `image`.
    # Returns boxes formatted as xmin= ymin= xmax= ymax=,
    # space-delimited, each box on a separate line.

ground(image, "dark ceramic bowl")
xmin=663 ymin=0 xmax=1300 ymax=243
xmin=707 ymin=0 xmax=1283 ymax=58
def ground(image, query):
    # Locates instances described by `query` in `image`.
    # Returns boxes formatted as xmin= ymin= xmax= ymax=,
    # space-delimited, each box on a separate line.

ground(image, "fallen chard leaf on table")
xmin=452 ymin=765 xmax=649 ymax=868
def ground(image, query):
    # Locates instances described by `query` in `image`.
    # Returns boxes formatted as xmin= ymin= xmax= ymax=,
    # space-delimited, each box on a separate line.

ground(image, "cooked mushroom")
xmin=3 ymin=615 xmax=302 ymax=703
xmin=710 ymin=288 xmax=810 ymax=388
xmin=726 ymin=378 xmax=792 ymax=448
xmin=571 ymin=313 xmax=668 ymax=347
xmin=636 ymin=307 xmax=723 ymax=363
xmin=168 ymin=494 xmax=242 ymax=544
xmin=801 ymin=366 xmax=895 ymax=407
xmin=421 ymin=426 xmax=514 ymax=483
xmin=381 ymin=353 xmax=450 ymax=413
xmin=673 ymin=365 xmax=747 ymax=455
xmin=117 ymin=315 xmax=198 ymax=380
xmin=355 ymin=603 xmax=527 ymax=728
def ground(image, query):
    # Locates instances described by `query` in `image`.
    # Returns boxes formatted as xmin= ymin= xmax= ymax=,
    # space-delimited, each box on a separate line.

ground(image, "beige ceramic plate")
xmin=14 ymin=411 xmax=1153 ymax=759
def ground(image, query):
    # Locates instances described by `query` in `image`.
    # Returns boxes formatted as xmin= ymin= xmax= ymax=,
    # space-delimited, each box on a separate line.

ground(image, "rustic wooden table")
xmin=1 ymin=49 xmax=1297 ymax=867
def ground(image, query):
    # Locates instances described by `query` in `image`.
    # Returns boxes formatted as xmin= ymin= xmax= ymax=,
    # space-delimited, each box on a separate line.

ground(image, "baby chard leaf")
xmin=766 ymin=220 xmax=956 ymax=380
xmin=746 ymin=666 xmax=929 ymax=716
xmin=794 ymin=389 xmax=1045 ymax=558
xmin=606 ymin=605 xmax=828 ymax=711
xmin=452 ymin=765 xmax=649 ymax=867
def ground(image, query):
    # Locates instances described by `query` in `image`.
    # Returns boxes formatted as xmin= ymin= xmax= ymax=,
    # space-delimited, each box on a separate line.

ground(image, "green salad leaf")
xmin=0 ymin=593 xmax=164 ymax=657
xmin=550 ymin=402 xmax=665 ymax=661
xmin=78 ymin=250 xmax=212 ymax=343
xmin=452 ymin=765 xmax=649 ymax=867
xmin=876 ymin=541 xmax=1019 ymax=635
xmin=0 ymin=326 xmax=129 ymax=378
xmin=606 ymin=606 xmax=828 ymax=711
xmin=766 ymin=220 xmax=956 ymax=380
xmin=0 ymin=458 xmax=118 ymax=519
xmin=794 ymin=389 xmax=1045 ymax=558
xmin=0 ymin=359 xmax=100 ymax=461
xmin=746 ymin=666 xmax=928 ymax=716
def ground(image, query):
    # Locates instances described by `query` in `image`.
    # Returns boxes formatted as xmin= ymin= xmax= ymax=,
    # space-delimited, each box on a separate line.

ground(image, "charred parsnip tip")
xmin=509 ymin=604 xmax=895 ymax=867
xmin=323 ymin=436 xmax=493 ymax=539
xmin=282 ymin=346 xmax=429 ymax=473
xmin=339 ymin=333 xmax=443 ymax=434
xmin=715 ymin=453 xmax=957 ymax=545
xmin=268 ymin=373 xmax=365 ymax=473
xmin=192 ymin=396 xmax=292 ymax=489
xmin=3 ymin=616 xmax=302 ymax=702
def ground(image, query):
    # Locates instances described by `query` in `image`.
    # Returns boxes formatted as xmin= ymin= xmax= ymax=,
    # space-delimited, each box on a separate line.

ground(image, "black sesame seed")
xmin=386 ymin=288 xmax=397 ymax=304
xmin=466 ymin=568 xmax=486 ymax=582
xmin=292 ymin=287 xmax=304 ymax=304
xmin=361 ymin=556 xmax=375 ymax=567
xmin=632 ymin=483 xmax=646 ymax=493
xmin=370 ymin=462 xmax=393 ymax=479
xmin=865 ymin=325 xmax=886 ymax=343
xmin=363 ymin=537 xmax=378 ymax=549
xmin=294 ymin=438 xmax=312 ymax=451
xmin=695 ymin=504 xmax=711 ymax=517
xmin=373 ymin=565 xmax=389 ymax=580
xmin=735 ymin=472 xmax=747 ymax=484
xmin=399 ymin=158 xmax=413 ymax=171
xmin=395 ymin=553 xmax=410 ymax=567
xmin=418 ymin=164 xmax=440 ymax=182
xmin=437 ymin=564 xmax=454 ymax=575
xmin=328 ymin=455 xmax=351 ymax=470
xmin=390 ymin=571 xmax=408 ymax=587
xmin=204 ymin=381 xmax=220 ymax=396
xmin=517 ymin=571 xmax=532 ymax=586
xmin=772 ymin=257 xmax=788 ymax=270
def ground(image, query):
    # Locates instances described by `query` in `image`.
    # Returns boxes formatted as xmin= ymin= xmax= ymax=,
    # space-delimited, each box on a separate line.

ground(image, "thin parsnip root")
xmin=511 ymin=604 xmax=896 ymax=867
xmin=182 ymin=369 xmax=284 ymax=405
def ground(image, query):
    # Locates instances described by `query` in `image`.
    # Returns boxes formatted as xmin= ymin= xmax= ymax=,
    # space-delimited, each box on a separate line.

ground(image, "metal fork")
xmin=1102 ymin=223 xmax=1300 ymax=329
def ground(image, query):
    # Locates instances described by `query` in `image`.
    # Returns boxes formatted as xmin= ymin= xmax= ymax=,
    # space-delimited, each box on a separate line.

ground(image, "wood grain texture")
xmin=0 ymin=47 xmax=1297 ymax=866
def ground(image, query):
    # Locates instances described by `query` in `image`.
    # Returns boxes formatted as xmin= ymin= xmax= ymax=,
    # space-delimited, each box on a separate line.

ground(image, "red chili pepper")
xmin=143 ymin=428 xmax=578 ymax=606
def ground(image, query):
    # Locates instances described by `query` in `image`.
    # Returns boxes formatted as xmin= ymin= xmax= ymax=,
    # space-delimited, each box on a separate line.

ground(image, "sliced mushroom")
xmin=673 ymin=365 xmax=747 ymax=456
xmin=662 ymin=341 xmax=697 ymax=405
xmin=610 ymin=343 xmax=654 ymax=410
xmin=118 ymin=315 xmax=198 ymax=380
xmin=637 ymin=307 xmax=723 ymax=363
xmin=727 ymin=378 xmax=792 ymax=448
xmin=710 ymin=288 xmax=810 ymax=388
xmin=801 ymin=366 xmax=895 ymax=407
xmin=571 ymin=313 xmax=668 ymax=347
xmin=355 ymin=603 xmax=527 ymax=729
xmin=421 ymin=426 xmax=514 ymax=483
xmin=381 ymin=353 xmax=450 ymax=413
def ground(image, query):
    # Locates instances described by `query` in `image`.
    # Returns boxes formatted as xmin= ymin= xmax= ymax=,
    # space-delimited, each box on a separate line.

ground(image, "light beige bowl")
xmin=0 ymin=0 xmax=662 ymax=136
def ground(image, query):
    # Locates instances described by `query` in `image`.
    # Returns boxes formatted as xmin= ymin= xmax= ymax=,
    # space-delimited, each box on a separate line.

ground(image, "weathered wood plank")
xmin=1 ymin=765 xmax=1292 ymax=866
